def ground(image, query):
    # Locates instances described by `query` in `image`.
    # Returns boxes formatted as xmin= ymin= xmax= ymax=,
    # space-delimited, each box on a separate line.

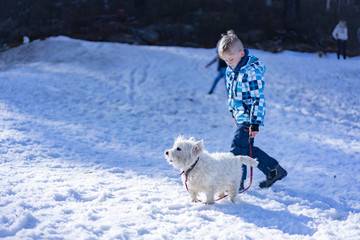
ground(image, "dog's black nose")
xmin=165 ymin=151 xmax=169 ymax=155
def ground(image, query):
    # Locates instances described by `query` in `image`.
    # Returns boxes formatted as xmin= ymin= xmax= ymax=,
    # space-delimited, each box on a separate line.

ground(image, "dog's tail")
xmin=240 ymin=156 xmax=259 ymax=167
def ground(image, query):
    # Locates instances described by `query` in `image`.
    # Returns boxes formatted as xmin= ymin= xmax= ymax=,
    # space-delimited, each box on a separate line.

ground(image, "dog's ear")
xmin=193 ymin=140 xmax=204 ymax=155
xmin=189 ymin=137 xmax=195 ymax=141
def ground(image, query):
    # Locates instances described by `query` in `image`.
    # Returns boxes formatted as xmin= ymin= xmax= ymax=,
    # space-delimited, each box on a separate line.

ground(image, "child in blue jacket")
xmin=218 ymin=30 xmax=287 ymax=189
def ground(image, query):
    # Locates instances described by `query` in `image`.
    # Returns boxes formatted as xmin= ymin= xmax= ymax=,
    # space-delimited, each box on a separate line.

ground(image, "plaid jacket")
xmin=226 ymin=53 xmax=266 ymax=126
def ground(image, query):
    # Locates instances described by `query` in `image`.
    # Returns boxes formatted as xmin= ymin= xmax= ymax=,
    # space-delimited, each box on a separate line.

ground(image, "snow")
xmin=0 ymin=36 xmax=359 ymax=239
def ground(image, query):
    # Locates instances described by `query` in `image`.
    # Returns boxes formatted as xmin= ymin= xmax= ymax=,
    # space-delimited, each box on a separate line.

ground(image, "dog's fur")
xmin=165 ymin=136 xmax=258 ymax=204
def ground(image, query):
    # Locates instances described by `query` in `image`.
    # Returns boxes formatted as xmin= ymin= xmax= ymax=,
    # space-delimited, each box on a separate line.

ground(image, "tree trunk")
xmin=338 ymin=0 xmax=342 ymax=14
xmin=326 ymin=0 xmax=331 ymax=11
xmin=283 ymin=0 xmax=300 ymax=30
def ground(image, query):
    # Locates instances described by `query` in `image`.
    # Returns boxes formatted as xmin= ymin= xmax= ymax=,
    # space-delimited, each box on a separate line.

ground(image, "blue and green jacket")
xmin=226 ymin=49 xmax=266 ymax=127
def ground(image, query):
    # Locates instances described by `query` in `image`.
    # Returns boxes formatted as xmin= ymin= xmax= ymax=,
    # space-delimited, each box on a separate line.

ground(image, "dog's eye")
xmin=176 ymin=147 xmax=181 ymax=151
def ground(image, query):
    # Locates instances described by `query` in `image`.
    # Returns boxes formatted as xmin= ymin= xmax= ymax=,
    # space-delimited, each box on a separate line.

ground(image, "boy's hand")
xmin=250 ymin=124 xmax=259 ymax=138
xmin=249 ymin=130 xmax=258 ymax=138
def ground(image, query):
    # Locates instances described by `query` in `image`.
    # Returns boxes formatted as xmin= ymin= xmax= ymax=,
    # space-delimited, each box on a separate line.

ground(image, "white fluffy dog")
xmin=165 ymin=136 xmax=258 ymax=204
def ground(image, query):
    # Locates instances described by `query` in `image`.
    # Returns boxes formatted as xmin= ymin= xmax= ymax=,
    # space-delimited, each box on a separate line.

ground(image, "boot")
xmin=259 ymin=164 xmax=287 ymax=188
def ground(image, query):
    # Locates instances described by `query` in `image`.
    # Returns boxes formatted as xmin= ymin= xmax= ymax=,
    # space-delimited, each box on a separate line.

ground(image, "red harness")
xmin=180 ymin=158 xmax=199 ymax=191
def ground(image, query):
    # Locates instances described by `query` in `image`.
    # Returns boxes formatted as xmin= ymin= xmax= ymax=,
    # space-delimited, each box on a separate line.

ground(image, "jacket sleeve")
xmin=332 ymin=26 xmax=338 ymax=39
xmin=248 ymin=64 xmax=266 ymax=125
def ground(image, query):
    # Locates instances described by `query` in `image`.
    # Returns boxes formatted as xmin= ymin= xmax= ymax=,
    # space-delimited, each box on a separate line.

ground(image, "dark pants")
xmin=230 ymin=124 xmax=279 ymax=180
xmin=337 ymin=40 xmax=347 ymax=60
xmin=209 ymin=68 xmax=226 ymax=93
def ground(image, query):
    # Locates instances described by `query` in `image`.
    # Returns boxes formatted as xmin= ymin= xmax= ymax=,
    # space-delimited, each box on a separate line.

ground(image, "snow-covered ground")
xmin=0 ymin=36 xmax=359 ymax=239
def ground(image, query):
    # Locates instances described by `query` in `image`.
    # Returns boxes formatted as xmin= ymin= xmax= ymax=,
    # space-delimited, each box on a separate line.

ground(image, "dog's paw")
xmin=191 ymin=199 xmax=200 ymax=203
xmin=204 ymin=201 xmax=215 ymax=205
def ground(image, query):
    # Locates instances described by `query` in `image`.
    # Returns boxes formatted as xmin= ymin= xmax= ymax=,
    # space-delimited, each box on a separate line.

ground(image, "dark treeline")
xmin=1 ymin=0 xmax=359 ymax=56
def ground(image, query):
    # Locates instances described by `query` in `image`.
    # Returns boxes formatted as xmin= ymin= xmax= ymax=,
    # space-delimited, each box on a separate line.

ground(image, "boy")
xmin=217 ymin=30 xmax=287 ymax=189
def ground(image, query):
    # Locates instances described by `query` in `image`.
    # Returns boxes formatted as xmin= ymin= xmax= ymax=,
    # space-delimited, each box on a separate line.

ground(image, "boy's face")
xmin=222 ymin=50 xmax=245 ymax=69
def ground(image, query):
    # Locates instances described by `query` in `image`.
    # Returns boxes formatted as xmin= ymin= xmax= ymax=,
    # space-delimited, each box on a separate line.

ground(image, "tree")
xmin=283 ymin=0 xmax=300 ymax=30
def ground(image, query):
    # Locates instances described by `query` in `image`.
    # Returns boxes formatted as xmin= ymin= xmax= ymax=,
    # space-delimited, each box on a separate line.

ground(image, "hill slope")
xmin=0 ymin=37 xmax=359 ymax=239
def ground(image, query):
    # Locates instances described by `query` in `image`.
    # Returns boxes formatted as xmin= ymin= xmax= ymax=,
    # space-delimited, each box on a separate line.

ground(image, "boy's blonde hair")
xmin=217 ymin=30 xmax=244 ymax=59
